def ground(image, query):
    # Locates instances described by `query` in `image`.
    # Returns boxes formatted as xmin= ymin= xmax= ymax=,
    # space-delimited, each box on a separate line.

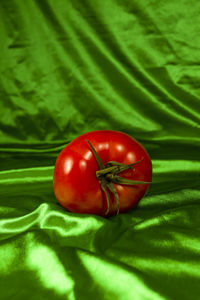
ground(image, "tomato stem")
xmin=86 ymin=140 xmax=105 ymax=170
xmin=96 ymin=158 xmax=144 ymax=178
xmin=86 ymin=140 xmax=151 ymax=217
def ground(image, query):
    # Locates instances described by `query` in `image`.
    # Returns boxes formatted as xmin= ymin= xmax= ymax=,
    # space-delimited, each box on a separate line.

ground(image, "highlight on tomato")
xmin=53 ymin=130 xmax=152 ymax=217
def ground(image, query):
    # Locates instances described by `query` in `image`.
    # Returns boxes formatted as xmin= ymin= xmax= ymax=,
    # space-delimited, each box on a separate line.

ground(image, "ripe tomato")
xmin=53 ymin=130 xmax=152 ymax=217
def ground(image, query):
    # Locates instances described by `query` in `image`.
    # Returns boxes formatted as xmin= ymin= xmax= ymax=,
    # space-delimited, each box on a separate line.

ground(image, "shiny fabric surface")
xmin=0 ymin=1 xmax=200 ymax=299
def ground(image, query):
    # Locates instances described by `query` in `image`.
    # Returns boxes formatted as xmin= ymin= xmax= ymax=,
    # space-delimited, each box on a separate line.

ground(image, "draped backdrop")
xmin=0 ymin=0 xmax=200 ymax=299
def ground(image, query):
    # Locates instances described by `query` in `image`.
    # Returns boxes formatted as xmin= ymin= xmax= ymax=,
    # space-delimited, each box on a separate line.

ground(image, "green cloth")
xmin=0 ymin=1 xmax=200 ymax=299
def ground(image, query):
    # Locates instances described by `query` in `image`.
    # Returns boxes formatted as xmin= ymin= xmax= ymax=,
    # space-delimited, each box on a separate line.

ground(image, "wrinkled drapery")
xmin=0 ymin=1 xmax=200 ymax=299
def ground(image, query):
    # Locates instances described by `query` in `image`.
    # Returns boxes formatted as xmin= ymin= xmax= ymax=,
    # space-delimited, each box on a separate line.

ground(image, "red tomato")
xmin=53 ymin=130 xmax=152 ymax=217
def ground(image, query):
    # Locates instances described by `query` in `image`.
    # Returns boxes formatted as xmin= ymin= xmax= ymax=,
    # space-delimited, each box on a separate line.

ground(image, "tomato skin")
xmin=53 ymin=130 xmax=152 ymax=217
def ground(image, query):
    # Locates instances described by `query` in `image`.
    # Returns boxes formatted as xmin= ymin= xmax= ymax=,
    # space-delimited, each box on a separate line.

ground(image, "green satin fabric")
xmin=0 ymin=1 xmax=200 ymax=299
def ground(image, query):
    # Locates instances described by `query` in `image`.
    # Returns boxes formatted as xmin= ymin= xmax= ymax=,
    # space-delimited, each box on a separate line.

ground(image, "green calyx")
xmin=86 ymin=140 xmax=151 ymax=216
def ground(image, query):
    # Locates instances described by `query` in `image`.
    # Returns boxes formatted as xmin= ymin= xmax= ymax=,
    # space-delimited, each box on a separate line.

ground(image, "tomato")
xmin=53 ymin=130 xmax=152 ymax=217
